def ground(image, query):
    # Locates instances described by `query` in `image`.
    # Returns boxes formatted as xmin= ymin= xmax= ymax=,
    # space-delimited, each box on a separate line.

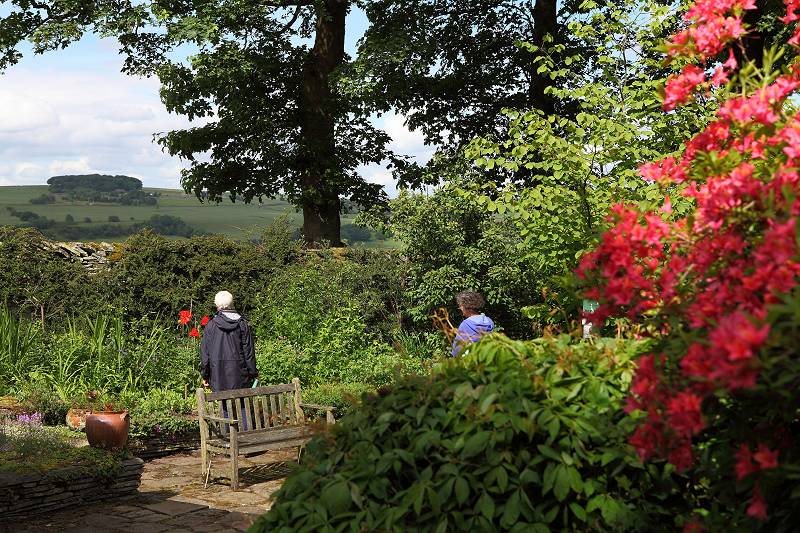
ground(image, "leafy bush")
xmin=17 ymin=381 xmax=69 ymax=426
xmin=105 ymin=229 xmax=289 ymax=319
xmin=362 ymin=184 xmax=543 ymax=337
xmin=0 ymin=227 xmax=100 ymax=321
xmin=302 ymin=382 xmax=374 ymax=417
xmin=119 ymin=388 xmax=197 ymax=438
xmin=575 ymin=2 xmax=800 ymax=529
xmin=0 ymin=414 xmax=120 ymax=475
xmin=0 ymin=309 xmax=199 ymax=402
xmin=254 ymin=335 xmax=686 ymax=532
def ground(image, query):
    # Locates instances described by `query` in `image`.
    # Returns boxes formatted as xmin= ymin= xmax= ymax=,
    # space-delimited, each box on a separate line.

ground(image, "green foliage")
xmin=363 ymin=182 xmax=540 ymax=337
xmin=47 ymin=174 xmax=142 ymax=193
xmin=30 ymin=193 xmax=56 ymax=205
xmin=0 ymin=226 xmax=100 ymax=320
xmin=17 ymin=381 xmax=69 ymax=426
xmin=451 ymin=1 xmax=716 ymax=328
xmin=0 ymin=309 xmax=197 ymax=401
xmin=302 ymin=382 xmax=374 ymax=417
xmin=118 ymin=388 xmax=196 ymax=439
xmin=0 ymin=418 xmax=122 ymax=477
xmin=253 ymin=335 xmax=684 ymax=532
xmin=106 ymin=230 xmax=285 ymax=318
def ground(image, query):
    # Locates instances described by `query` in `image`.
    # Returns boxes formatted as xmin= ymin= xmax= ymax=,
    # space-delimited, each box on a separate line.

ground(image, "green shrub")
xmin=302 ymin=382 xmax=374 ymax=417
xmin=0 ymin=418 xmax=119 ymax=476
xmin=17 ymin=380 xmax=69 ymax=426
xmin=253 ymin=335 xmax=684 ymax=532
xmin=106 ymin=230 xmax=287 ymax=319
xmin=0 ymin=226 xmax=102 ymax=321
xmin=119 ymin=388 xmax=197 ymax=438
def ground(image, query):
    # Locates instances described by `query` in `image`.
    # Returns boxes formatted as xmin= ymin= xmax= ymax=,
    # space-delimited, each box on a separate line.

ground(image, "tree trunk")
xmin=299 ymin=0 xmax=347 ymax=246
xmin=529 ymin=0 xmax=558 ymax=115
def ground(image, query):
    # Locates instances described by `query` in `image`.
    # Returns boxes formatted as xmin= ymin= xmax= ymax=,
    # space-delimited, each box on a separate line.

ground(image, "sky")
xmin=0 ymin=7 xmax=433 ymax=196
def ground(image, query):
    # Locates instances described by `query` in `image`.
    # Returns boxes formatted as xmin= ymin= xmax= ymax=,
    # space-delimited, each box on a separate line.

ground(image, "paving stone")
xmin=82 ymin=512 xmax=132 ymax=528
xmin=125 ymin=522 xmax=171 ymax=533
xmin=145 ymin=500 xmax=209 ymax=517
xmin=142 ymin=476 xmax=195 ymax=490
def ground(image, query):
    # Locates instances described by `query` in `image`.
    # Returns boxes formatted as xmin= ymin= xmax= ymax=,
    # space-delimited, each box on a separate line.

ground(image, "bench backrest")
xmin=197 ymin=378 xmax=305 ymax=437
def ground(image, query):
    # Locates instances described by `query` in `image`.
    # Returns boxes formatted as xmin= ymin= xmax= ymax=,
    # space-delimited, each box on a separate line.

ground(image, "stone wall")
xmin=0 ymin=457 xmax=143 ymax=517
xmin=36 ymin=240 xmax=119 ymax=274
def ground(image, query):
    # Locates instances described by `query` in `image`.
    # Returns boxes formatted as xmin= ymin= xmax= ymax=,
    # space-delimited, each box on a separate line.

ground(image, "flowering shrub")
xmin=578 ymin=0 xmax=800 ymax=528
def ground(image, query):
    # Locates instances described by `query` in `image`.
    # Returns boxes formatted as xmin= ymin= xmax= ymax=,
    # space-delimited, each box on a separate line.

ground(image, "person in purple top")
xmin=451 ymin=290 xmax=495 ymax=356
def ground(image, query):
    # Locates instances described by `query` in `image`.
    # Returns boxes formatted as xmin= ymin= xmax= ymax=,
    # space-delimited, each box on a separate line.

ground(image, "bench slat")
xmin=278 ymin=393 xmax=286 ymax=425
xmin=252 ymin=396 xmax=262 ymax=430
xmin=207 ymin=383 xmax=295 ymax=401
xmin=264 ymin=396 xmax=273 ymax=428
xmin=269 ymin=395 xmax=278 ymax=427
xmin=206 ymin=437 xmax=311 ymax=456
xmin=207 ymin=426 xmax=311 ymax=449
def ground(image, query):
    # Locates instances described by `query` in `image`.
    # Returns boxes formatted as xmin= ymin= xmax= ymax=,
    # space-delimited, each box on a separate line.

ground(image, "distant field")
xmin=0 ymin=185 xmax=395 ymax=246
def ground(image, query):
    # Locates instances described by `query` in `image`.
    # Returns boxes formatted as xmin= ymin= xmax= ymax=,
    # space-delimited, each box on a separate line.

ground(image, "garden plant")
xmin=577 ymin=0 xmax=800 ymax=529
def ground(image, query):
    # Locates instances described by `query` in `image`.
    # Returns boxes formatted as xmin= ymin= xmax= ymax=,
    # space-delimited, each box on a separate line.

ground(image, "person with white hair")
xmin=200 ymin=290 xmax=258 ymax=393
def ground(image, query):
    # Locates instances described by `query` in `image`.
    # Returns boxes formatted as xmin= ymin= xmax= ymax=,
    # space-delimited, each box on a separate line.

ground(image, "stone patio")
xmin=3 ymin=448 xmax=298 ymax=533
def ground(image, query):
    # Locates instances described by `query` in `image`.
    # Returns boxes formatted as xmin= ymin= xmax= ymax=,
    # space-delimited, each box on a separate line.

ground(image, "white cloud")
xmin=0 ymin=36 xmax=433 ymax=197
xmin=0 ymin=91 xmax=60 ymax=132
xmin=0 ymin=49 xmax=193 ymax=189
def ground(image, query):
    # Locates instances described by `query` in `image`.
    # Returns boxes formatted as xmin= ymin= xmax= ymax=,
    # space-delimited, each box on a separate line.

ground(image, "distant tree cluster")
xmin=29 ymin=193 xmax=56 ymax=205
xmin=47 ymin=174 xmax=143 ymax=193
xmin=44 ymin=174 xmax=159 ymax=205
xmin=5 ymin=206 xmax=198 ymax=239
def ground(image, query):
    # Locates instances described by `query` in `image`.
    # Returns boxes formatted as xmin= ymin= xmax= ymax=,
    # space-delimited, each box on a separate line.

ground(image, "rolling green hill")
xmin=0 ymin=185 xmax=393 ymax=246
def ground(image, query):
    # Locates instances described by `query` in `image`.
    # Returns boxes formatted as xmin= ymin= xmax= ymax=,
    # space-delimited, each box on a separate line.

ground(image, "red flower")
xmin=188 ymin=327 xmax=200 ymax=338
xmin=735 ymin=444 xmax=757 ymax=480
xmin=668 ymin=441 xmax=695 ymax=472
xmin=200 ymin=315 xmax=210 ymax=327
xmin=683 ymin=521 xmax=704 ymax=533
xmin=747 ymin=483 xmax=768 ymax=520
xmin=178 ymin=310 xmax=192 ymax=325
xmin=663 ymin=64 xmax=706 ymax=111
xmin=667 ymin=391 xmax=705 ymax=437
xmin=754 ymin=443 xmax=779 ymax=470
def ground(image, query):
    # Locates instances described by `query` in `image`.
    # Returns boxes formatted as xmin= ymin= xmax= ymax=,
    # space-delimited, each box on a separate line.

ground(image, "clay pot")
xmin=66 ymin=408 xmax=90 ymax=431
xmin=86 ymin=411 xmax=130 ymax=450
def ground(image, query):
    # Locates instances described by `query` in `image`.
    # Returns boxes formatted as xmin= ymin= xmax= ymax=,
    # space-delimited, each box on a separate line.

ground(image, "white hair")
xmin=214 ymin=291 xmax=234 ymax=310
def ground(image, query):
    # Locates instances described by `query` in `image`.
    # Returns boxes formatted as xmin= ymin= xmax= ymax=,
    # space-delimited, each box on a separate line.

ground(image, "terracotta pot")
xmin=66 ymin=408 xmax=90 ymax=431
xmin=86 ymin=411 xmax=130 ymax=450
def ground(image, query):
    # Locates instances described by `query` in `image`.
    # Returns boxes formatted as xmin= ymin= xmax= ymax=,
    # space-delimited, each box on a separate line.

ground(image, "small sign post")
xmin=582 ymin=299 xmax=598 ymax=339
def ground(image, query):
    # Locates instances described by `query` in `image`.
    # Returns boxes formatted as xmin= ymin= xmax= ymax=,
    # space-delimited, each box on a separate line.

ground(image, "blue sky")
xmin=0 ymin=7 xmax=431 ymax=194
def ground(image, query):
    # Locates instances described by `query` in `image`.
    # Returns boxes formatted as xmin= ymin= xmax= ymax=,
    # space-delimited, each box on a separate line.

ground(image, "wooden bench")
xmin=196 ymin=377 xmax=335 ymax=490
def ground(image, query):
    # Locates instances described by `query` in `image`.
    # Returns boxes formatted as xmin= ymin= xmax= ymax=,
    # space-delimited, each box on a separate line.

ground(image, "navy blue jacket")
xmin=200 ymin=310 xmax=258 ymax=391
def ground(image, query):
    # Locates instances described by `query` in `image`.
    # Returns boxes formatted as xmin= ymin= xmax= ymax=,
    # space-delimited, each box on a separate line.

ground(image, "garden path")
xmin=5 ymin=448 xmax=295 ymax=533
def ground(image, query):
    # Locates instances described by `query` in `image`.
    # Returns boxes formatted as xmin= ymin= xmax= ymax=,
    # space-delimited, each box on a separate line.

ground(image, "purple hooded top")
xmin=451 ymin=313 xmax=495 ymax=356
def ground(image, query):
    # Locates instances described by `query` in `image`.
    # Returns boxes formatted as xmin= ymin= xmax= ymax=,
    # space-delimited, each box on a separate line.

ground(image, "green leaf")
xmin=537 ymin=444 xmax=562 ymax=462
xmin=320 ymin=480 xmax=351 ymax=515
xmin=569 ymin=502 xmax=587 ymax=522
xmin=477 ymin=492 xmax=496 ymax=519
xmin=500 ymin=490 xmax=521 ymax=527
xmin=553 ymin=464 xmax=571 ymax=501
xmin=455 ymin=477 xmax=469 ymax=505
xmin=494 ymin=466 xmax=509 ymax=492
xmin=463 ymin=431 xmax=491 ymax=458
xmin=479 ymin=392 xmax=499 ymax=413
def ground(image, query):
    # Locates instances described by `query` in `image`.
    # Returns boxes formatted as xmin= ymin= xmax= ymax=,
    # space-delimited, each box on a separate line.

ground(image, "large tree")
xmin=0 ymin=0 xmax=400 ymax=245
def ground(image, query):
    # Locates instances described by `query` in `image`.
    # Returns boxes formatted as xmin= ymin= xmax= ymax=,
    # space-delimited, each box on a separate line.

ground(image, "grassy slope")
xmin=0 ymin=186 xmax=394 ymax=246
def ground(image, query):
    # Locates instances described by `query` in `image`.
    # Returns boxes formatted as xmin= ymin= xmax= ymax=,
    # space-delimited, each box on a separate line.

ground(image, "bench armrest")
xmin=300 ymin=403 xmax=336 ymax=412
xmin=201 ymin=414 xmax=239 ymax=426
